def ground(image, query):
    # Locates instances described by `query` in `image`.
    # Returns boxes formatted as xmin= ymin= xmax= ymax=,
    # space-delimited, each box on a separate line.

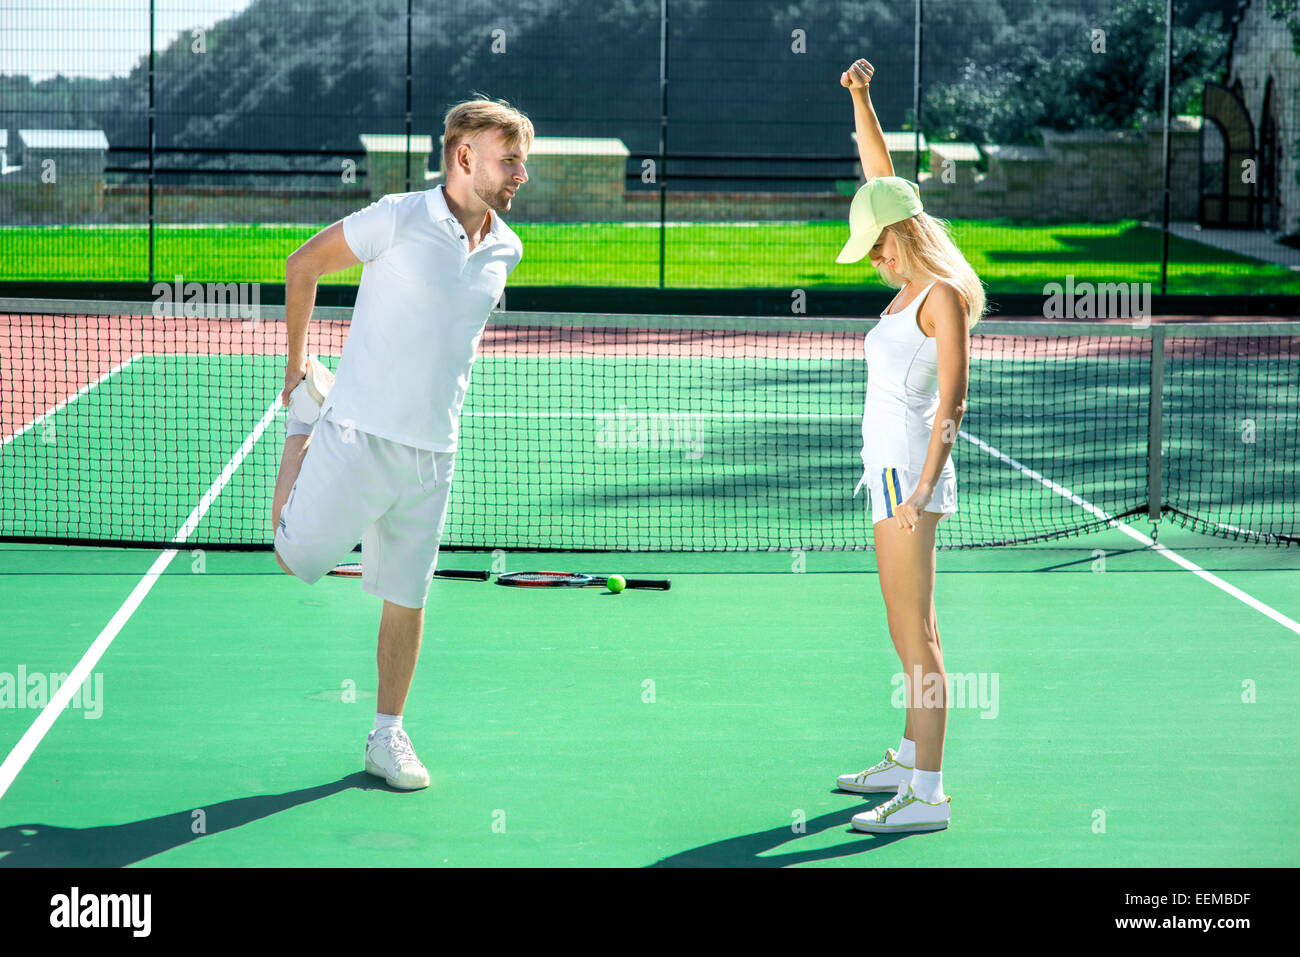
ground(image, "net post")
xmin=1148 ymin=324 xmax=1165 ymax=529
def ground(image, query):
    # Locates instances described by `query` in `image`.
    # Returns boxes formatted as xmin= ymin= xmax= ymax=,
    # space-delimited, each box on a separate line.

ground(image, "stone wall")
xmin=1 ymin=130 xmax=110 ymax=222
xmin=100 ymin=184 xmax=370 ymax=225
xmin=0 ymin=122 xmax=1219 ymax=227
xmin=621 ymin=190 xmax=847 ymax=222
xmin=489 ymin=136 xmax=627 ymax=222
xmin=881 ymin=119 xmax=1203 ymax=222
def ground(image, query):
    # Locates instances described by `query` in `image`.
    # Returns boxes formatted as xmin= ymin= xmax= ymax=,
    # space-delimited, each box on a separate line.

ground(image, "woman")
xmin=833 ymin=58 xmax=986 ymax=833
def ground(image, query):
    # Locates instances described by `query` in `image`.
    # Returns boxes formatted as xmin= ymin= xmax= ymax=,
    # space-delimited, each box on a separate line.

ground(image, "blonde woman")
xmin=833 ymin=58 xmax=986 ymax=832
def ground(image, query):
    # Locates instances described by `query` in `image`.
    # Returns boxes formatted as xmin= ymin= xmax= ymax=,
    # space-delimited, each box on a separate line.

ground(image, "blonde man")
xmin=833 ymin=59 xmax=986 ymax=832
xmin=270 ymin=97 xmax=532 ymax=789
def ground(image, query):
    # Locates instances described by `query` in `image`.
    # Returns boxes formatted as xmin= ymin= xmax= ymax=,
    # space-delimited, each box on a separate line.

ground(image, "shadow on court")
xmin=646 ymin=800 xmax=920 ymax=868
xmin=4 ymin=782 xmax=937 ymax=867
xmin=0 ymin=773 xmax=391 ymax=867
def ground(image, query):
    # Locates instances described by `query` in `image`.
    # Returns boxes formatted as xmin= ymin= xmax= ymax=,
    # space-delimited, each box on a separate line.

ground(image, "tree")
xmin=920 ymin=0 xmax=1229 ymax=145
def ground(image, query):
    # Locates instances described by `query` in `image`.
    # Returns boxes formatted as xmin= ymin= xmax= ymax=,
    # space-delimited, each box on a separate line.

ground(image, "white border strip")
xmin=7 ymin=298 xmax=1299 ymax=337
xmin=0 ymin=397 xmax=284 ymax=801
xmin=461 ymin=411 xmax=855 ymax=419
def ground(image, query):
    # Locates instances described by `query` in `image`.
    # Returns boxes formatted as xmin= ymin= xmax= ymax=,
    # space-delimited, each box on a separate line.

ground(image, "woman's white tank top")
xmin=860 ymin=281 xmax=950 ymax=472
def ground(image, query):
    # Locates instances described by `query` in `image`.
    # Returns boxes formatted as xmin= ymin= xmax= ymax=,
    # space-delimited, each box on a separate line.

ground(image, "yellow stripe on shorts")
xmin=882 ymin=468 xmax=902 ymax=517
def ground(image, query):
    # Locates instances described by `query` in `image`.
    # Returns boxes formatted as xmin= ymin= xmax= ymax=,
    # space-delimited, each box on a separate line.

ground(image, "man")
xmin=270 ymin=97 xmax=531 ymax=790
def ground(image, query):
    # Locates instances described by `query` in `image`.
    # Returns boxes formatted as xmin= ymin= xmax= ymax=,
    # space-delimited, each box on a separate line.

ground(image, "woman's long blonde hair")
xmin=879 ymin=212 xmax=987 ymax=330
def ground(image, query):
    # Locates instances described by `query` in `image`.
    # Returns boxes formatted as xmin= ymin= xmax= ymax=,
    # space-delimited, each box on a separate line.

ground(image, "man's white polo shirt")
xmin=321 ymin=184 xmax=523 ymax=452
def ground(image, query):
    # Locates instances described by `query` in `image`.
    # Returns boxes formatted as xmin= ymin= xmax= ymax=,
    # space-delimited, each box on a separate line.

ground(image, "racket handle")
xmin=434 ymin=569 xmax=491 ymax=581
xmin=624 ymin=578 xmax=671 ymax=591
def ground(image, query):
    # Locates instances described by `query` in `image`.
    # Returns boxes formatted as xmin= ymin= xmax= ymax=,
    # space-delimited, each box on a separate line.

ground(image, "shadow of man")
xmin=0 ymin=772 xmax=395 ymax=867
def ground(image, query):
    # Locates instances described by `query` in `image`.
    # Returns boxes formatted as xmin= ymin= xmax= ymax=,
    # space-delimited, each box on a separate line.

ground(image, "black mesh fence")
xmin=0 ymin=0 xmax=1290 ymax=301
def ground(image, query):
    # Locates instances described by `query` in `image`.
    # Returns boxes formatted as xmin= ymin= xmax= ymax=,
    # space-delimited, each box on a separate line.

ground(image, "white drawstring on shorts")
xmin=416 ymin=450 xmax=438 ymax=488
xmin=853 ymin=464 xmax=870 ymax=498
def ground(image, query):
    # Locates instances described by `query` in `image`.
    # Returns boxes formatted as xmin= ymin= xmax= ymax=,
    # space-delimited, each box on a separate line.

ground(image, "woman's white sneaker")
xmin=364 ymin=727 xmax=429 ymax=790
xmin=836 ymin=748 xmax=913 ymax=793
xmin=851 ymin=781 xmax=950 ymax=833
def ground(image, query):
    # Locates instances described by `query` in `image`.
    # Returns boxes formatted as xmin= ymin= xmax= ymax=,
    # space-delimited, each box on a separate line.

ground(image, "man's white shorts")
xmin=274 ymin=410 xmax=454 ymax=609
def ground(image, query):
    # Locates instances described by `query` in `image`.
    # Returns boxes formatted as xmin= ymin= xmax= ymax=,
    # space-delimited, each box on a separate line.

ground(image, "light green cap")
xmin=835 ymin=176 xmax=923 ymax=264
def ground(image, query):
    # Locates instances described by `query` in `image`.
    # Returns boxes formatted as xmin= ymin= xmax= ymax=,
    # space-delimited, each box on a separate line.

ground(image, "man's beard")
xmin=476 ymin=180 xmax=510 ymax=212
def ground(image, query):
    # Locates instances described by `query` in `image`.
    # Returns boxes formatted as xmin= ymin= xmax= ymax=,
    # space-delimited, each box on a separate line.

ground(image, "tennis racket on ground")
xmin=327 ymin=562 xmax=489 ymax=581
xmin=495 ymin=570 xmax=670 ymax=590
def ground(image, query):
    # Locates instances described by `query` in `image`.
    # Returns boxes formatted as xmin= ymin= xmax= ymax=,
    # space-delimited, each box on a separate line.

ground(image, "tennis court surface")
xmin=1 ymin=300 xmax=1296 ymax=867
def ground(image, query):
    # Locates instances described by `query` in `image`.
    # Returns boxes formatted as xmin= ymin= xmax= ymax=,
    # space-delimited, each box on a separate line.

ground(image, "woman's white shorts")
xmin=855 ymin=462 xmax=957 ymax=527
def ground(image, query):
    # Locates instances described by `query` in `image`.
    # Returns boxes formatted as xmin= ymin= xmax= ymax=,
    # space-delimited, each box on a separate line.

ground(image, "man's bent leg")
xmin=273 ymin=416 xmax=386 ymax=585
xmin=272 ymin=432 xmax=310 ymax=575
xmin=271 ymin=432 xmax=311 ymax=539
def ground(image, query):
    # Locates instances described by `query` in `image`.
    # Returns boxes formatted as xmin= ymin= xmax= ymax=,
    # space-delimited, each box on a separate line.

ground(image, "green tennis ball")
xmin=607 ymin=575 xmax=626 ymax=593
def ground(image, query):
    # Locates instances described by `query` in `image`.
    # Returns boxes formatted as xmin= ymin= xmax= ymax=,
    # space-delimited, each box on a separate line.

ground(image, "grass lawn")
xmin=1 ymin=220 xmax=1294 ymax=294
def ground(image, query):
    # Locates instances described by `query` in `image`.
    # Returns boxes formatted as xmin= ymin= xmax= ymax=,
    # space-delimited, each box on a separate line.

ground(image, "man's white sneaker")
xmin=364 ymin=727 xmax=429 ymax=790
xmin=836 ymin=748 xmax=913 ymax=793
xmin=286 ymin=355 xmax=335 ymax=431
xmin=851 ymin=781 xmax=950 ymax=833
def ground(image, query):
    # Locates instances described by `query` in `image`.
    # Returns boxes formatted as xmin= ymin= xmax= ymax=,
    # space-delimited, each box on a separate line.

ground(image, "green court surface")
xmin=1 ymin=306 xmax=1296 ymax=867
xmin=1 ymin=527 xmax=1297 ymax=868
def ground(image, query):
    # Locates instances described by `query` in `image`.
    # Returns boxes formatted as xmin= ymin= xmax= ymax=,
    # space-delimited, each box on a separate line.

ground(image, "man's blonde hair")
xmin=442 ymin=95 xmax=534 ymax=172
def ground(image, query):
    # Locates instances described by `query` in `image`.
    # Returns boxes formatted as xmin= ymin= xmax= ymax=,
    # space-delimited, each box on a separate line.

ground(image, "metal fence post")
xmin=405 ymin=0 xmax=413 ymax=194
xmin=913 ymin=0 xmax=922 ymax=183
xmin=147 ymin=0 xmax=155 ymax=284
xmin=658 ymin=0 xmax=669 ymax=290
xmin=1159 ymin=0 xmax=1173 ymax=294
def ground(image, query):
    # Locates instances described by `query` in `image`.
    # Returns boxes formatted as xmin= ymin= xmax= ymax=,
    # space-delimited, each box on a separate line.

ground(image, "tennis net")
xmin=1 ymin=298 xmax=1296 ymax=550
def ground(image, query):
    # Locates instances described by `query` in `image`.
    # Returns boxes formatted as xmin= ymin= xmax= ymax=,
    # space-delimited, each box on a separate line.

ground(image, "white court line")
xmin=0 ymin=397 xmax=284 ymax=802
xmin=960 ymin=428 xmax=1300 ymax=635
xmin=0 ymin=354 xmax=142 ymax=447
